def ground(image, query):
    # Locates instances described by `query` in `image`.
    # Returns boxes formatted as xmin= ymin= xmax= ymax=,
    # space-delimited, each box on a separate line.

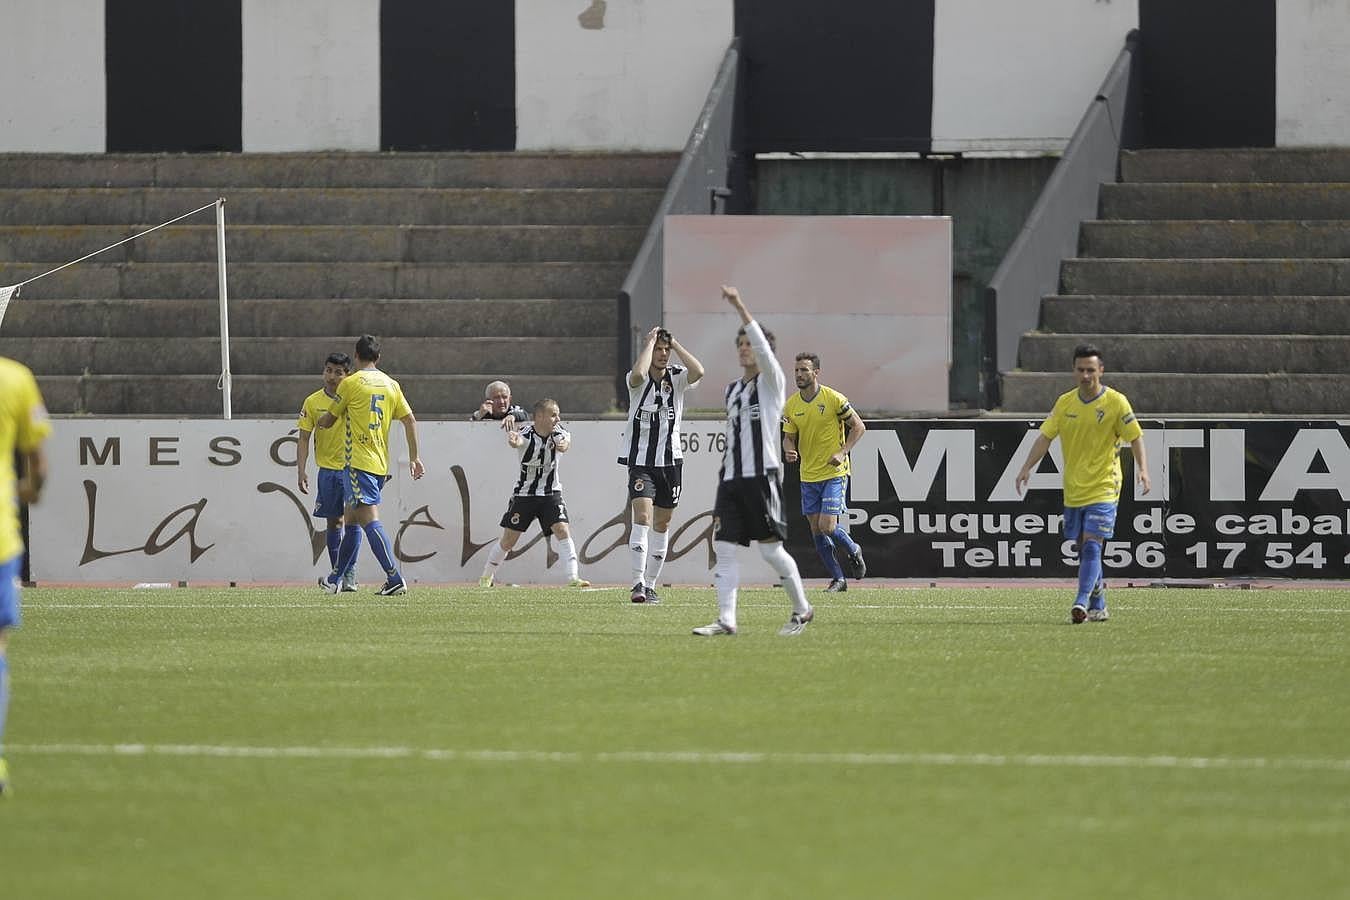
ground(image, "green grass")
xmin=4 ymin=585 xmax=1348 ymax=900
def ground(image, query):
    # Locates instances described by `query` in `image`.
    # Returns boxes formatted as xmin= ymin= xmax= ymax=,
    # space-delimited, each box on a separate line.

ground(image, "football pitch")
xmin=4 ymin=584 xmax=1347 ymax=900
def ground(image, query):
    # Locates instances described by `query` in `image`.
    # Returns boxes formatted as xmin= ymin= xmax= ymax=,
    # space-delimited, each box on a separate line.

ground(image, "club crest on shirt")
xmin=817 ymin=404 xmax=825 ymax=414
xmin=1096 ymin=408 xmax=1106 ymax=423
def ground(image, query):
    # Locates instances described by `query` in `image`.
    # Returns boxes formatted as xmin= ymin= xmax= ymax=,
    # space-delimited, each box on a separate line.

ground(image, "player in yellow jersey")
xmin=782 ymin=352 xmax=867 ymax=592
xmin=0 ymin=356 xmax=53 ymax=797
xmin=1015 ymin=344 xmax=1151 ymax=623
xmin=316 ymin=335 xmax=425 ymax=596
xmin=296 ymin=352 xmax=358 ymax=591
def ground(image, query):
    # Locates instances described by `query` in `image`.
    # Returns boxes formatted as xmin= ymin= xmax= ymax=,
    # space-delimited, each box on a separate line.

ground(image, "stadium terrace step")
xmin=1017 ymin=334 xmax=1350 ymax=374
xmin=1099 ymin=183 xmax=1350 ymax=220
xmin=37 ymin=373 xmax=621 ymax=417
xmin=1060 ymin=258 xmax=1350 ymax=296
xmin=0 ymin=261 xmax=631 ymax=300
xmin=1039 ymin=295 xmax=1350 ymax=335
xmin=1079 ymin=220 xmax=1350 ymax=259
xmin=0 ymin=187 xmax=665 ymax=227
xmin=1 ymin=336 xmax=616 ymax=377
xmin=0 ymin=224 xmax=645 ymax=264
xmin=0 ymin=297 xmax=618 ymax=339
xmin=1120 ymin=148 xmax=1350 ymax=184
xmin=999 ymin=372 xmax=1350 ymax=415
xmin=0 ymin=152 xmax=679 ymax=190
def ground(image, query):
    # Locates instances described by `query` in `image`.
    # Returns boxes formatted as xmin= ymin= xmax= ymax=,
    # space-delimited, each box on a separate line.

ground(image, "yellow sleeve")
xmin=330 ymin=377 xmax=354 ymax=418
xmin=1116 ymin=395 xmax=1143 ymax=443
xmin=1039 ymin=400 xmax=1063 ymax=440
xmin=781 ymin=395 xmax=799 ymax=435
xmin=296 ymin=395 xmax=317 ymax=434
xmin=389 ymin=381 xmax=412 ymax=420
xmin=16 ymin=366 xmax=51 ymax=451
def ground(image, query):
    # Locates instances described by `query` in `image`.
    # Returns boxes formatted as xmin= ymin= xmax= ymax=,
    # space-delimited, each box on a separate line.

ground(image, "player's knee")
xmin=1082 ymin=533 xmax=1105 ymax=544
xmin=551 ymin=522 xmax=571 ymax=540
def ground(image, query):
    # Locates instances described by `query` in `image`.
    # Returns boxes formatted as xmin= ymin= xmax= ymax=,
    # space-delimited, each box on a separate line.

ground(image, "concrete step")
xmin=999 ymin=372 xmax=1350 ymax=414
xmin=1080 ymin=220 xmax=1350 ymax=259
xmin=1039 ymin=295 xmax=1350 ymax=335
xmin=36 ymin=373 xmax=620 ymax=416
xmin=1099 ymin=183 xmax=1350 ymax=220
xmin=1120 ymin=149 xmax=1350 ymax=184
xmin=0 ymin=187 xmax=665 ymax=227
xmin=0 ymin=261 xmax=631 ymax=300
xmin=0 ymin=224 xmax=645 ymax=264
xmin=2 ymin=335 xmax=615 ymax=377
xmin=0 ymin=297 xmax=618 ymax=338
xmin=1018 ymin=334 xmax=1350 ymax=374
xmin=0 ymin=152 xmax=679 ymax=189
xmin=1060 ymin=259 xmax=1350 ymax=296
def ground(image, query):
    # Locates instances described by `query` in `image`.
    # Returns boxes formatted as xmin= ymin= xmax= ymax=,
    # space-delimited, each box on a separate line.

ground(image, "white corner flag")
xmin=0 ymin=284 xmax=18 ymax=328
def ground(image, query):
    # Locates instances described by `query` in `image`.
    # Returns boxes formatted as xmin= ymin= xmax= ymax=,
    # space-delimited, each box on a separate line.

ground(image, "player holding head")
xmin=479 ymin=399 xmax=590 ymax=588
xmin=693 ymin=286 xmax=812 ymax=637
xmin=296 ymin=352 xmax=358 ymax=590
xmin=1015 ymin=344 xmax=1150 ymax=623
xmin=620 ymin=325 xmax=704 ymax=604
xmin=471 ymin=380 xmax=528 ymax=429
xmin=316 ymin=335 xmax=425 ymax=596
xmin=782 ymin=352 xmax=867 ymax=592
xmin=0 ymin=356 xmax=52 ymax=796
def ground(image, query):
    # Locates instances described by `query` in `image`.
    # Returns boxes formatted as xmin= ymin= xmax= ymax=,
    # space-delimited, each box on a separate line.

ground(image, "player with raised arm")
xmin=317 ymin=335 xmax=425 ymax=596
xmin=1015 ymin=344 xmax=1150 ymax=623
xmin=0 ymin=355 xmax=52 ymax=796
xmin=693 ymin=286 xmax=812 ymax=637
xmin=296 ymin=352 xmax=358 ymax=591
xmin=620 ymin=326 xmax=704 ymax=604
xmin=782 ymin=352 xmax=867 ymax=592
xmin=479 ymin=399 xmax=590 ymax=588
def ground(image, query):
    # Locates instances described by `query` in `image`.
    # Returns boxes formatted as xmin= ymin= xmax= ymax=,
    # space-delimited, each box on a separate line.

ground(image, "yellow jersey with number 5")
xmin=1040 ymin=386 xmax=1142 ymax=507
xmin=328 ymin=367 xmax=411 ymax=477
xmin=0 ymin=357 xmax=52 ymax=561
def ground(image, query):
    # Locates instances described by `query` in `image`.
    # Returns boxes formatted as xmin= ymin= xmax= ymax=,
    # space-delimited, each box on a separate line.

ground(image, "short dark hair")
xmin=1072 ymin=343 xmax=1103 ymax=365
xmin=325 ymin=352 xmax=353 ymax=372
xmin=795 ymin=351 xmax=820 ymax=370
xmin=355 ymin=334 xmax=381 ymax=363
xmin=655 ymin=328 xmax=673 ymax=347
xmin=736 ymin=325 xmax=776 ymax=352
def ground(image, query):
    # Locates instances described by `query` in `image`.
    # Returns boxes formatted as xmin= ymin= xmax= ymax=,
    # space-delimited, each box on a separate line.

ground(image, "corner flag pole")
xmin=215 ymin=198 xmax=233 ymax=420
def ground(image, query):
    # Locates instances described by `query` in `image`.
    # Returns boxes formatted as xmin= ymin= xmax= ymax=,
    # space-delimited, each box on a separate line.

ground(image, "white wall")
xmin=931 ymin=0 xmax=1137 ymax=153
xmin=1277 ymin=0 xmax=1350 ymax=146
xmin=0 ymin=0 xmax=105 ymax=152
xmin=514 ymin=0 xmax=733 ymax=150
xmin=242 ymin=0 xmax=380 ymax=152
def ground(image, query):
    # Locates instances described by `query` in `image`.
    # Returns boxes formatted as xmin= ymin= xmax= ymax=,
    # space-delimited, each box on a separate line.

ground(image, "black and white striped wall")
xmin=1 ymin=0 xmax=1347 ymax=153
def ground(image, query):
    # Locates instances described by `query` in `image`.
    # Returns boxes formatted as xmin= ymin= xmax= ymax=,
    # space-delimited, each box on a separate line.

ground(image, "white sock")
xmin=557 ymin=536 xmax=580 ymax=581
xmin=714 ymin=540 xmax=740 ymax=628
xmin=759 ymin=541 xmax=810 ymax=616
xmin=644 ymin=529 xmax=668 ymax=589
xmin=483 ymin=540 xmax=508 ymax=579
xmin=629 ymin=522 xmax=649 ymax=585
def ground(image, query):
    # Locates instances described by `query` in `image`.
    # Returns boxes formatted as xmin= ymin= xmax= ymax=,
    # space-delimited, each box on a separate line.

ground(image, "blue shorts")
xmin=1063 ymin=502 xmax=1118 ymax=542
xmin=0 ymin=553 xmax=23 ymax=629
xmin=801 ymin=476 xmax=848 ymax=517
xmin=343 ymin=467 xmax=388 ymax=509
xmin=313 ymin=468 xmax=347 ymax=519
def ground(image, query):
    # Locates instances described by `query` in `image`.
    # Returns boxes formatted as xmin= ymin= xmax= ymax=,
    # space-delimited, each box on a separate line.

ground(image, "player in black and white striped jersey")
xmin=693 ymin=286 xmax=812 ymax=638
xmin=479 ymin=399 xmax=590 ymax=588
xmin=619 ymin=326 xmax=705 ymax=604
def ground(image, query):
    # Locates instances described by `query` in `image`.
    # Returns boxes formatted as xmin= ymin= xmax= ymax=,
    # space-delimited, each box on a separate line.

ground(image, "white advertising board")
xmin=29 ymin=419 xmax=776 ymax=585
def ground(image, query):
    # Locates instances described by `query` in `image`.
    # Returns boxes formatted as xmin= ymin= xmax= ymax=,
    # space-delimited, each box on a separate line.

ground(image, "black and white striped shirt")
xmin=617 ymin=364 xmax=694 ymax=467
xmin=512 ymin=424 xmax=569 ymax=496
xmin=721 ymin=320 xmax=787 ymax=480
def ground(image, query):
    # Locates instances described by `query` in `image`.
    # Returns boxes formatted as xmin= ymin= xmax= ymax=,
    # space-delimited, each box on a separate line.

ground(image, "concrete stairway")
xmin=1001 ymin=149 xmax=1350 ymax=415
xmin=0 ymin=153 xmax=675 ymax=416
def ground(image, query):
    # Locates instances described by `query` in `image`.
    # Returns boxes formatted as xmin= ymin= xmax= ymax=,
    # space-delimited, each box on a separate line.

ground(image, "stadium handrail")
xmin=984 ymin=29 xmax=1142 ymax=408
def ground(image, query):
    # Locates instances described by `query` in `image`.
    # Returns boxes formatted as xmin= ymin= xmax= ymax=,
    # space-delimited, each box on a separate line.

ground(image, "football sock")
xmin=483 ymin=540 xmax=508 ymax=580
xmin=0 ymin=654 xmax=8 ymax=754
xmin=333 ymin=524 xmax=364 ymax=583
xmin=1075 ymin=540 xmax=1103 ymax=607
xmin=1089 ymin=580 xmax=1107 ymax=611
xmin=629 ymin=522 xmax=649 ymax=585
xmin=759 ymin=541 xmax=810 ymax=616
xmin=831 ymin=525 xmax=860 ymax=556
xmin=557 ymin=536 xmax=581 ymax=581
xmin=813 ymin=533 xmax=845 ymax=580
xmin=363 ymin=520 xmax=398 ymax=579
xmin=713 ymin=540 xmax=739 ymax=628
xmin=644 ymin=529 xmax=668 ymax=589
xmin=325 ymin=526 xmax=342 ymax=571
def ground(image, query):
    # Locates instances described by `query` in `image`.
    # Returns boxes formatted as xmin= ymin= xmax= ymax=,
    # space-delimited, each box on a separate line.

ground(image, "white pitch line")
xmin=8 ymin=743 xmax=1349 ymax=773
